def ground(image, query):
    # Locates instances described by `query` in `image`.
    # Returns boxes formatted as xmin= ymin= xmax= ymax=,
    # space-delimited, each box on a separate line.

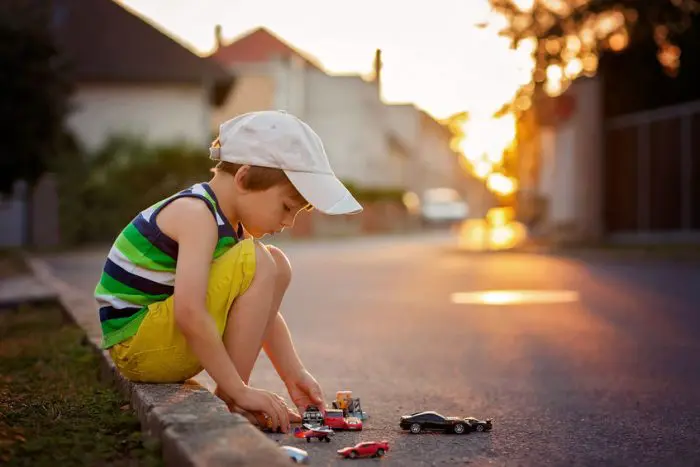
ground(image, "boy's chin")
xmin=246 ymin=228 xmax=270 ymax=239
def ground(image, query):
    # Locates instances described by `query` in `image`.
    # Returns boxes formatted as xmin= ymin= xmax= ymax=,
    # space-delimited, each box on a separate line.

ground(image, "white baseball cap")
xmin=210 ymin=110 xmax=362 ymax=215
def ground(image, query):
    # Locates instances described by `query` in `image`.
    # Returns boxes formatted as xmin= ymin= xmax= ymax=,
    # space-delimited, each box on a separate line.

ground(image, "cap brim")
xmin=284 ymin=170 xmax=363 ymax=215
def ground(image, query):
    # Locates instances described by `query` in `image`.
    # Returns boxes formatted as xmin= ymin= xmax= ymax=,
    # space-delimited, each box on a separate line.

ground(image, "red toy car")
xmin=324 ymin=409 xmax=363 ymax=431
xmin=294 ymin=425 xmax=334 ymax=443
xmin=337 ymin=441 xmax=389 ymax=459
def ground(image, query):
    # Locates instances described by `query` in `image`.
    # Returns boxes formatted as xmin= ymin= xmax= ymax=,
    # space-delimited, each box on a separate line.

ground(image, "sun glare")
xmin=453 ymin=2 xmax=637 ymax=201
xmin=450 ymin=290 xmax=580 ymax=305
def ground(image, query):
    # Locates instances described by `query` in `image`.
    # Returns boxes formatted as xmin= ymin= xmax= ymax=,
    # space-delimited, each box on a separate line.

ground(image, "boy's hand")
xmin=235 ymin=386 xmax=291 ymax=433
xmin=283 ymin=368 xmax=326 ymax=417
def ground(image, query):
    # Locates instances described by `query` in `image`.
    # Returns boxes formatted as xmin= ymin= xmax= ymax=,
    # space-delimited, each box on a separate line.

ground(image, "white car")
xmin=280 ymin=445 xmax=310 ymax=464
xmin=420 ymin=188 xmax=469 ymax=224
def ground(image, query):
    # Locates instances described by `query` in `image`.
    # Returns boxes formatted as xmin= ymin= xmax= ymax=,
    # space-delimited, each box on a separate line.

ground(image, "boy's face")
xmin=234 ymin=178 xmax=309 ymax=238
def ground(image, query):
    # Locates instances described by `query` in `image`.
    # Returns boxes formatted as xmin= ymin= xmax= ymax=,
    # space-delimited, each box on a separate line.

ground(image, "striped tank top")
xmin=94 ymin=182 xmax=240 ymax=349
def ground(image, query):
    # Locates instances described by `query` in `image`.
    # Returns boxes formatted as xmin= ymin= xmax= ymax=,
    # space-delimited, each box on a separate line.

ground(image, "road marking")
xmin=450 ymin=290 xmax=580 ymax=305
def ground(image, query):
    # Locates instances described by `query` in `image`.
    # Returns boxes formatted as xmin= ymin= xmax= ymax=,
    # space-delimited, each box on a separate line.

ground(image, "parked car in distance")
xmin=420 ymin=188 xmax=469 ymax=225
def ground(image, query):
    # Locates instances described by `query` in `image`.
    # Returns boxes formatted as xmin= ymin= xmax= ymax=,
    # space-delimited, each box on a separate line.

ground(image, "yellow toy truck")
xmin=331 ymin=390 xmax=368 ymax=420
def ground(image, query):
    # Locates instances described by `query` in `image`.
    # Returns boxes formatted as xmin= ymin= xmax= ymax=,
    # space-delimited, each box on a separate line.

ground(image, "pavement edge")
xmin=25 ymin=256 xmax=292 ymax=467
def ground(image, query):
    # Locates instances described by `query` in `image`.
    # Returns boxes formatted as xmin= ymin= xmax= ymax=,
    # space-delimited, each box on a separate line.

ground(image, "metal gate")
xmin=604 ymin=99 xmax=700 ymax=242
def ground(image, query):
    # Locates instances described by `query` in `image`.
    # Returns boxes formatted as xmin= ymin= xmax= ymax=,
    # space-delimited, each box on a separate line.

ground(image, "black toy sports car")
xmin=464 ymin=416 xmax=493 ymax=432
xmin=399 ymin=411 xmax=493 ymax=434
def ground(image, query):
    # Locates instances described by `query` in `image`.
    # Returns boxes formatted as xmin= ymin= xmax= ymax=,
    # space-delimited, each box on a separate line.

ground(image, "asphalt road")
xmin=42 ymin=233 xmax=700 ymax=466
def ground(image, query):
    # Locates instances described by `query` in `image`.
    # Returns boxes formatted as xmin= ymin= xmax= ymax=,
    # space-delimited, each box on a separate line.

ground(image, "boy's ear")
xmin=233 ymin=165 xmax=251 ymax=191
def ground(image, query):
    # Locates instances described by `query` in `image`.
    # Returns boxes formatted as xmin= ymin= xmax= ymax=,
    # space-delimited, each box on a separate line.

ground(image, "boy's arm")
xmin=264 ymin=313 xmax=325 ymax=414
xmin=263 ymin=313 xmax=305 ymax=381
xmin=167 ymin=199 xmax=246 ymax=399
xmin=161 ymin=198 xmax=288 ymax=429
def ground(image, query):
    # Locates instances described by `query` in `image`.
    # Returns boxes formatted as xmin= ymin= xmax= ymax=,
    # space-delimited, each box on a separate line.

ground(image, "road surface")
xmin=42 ymin=233 xmax=700 ymax=466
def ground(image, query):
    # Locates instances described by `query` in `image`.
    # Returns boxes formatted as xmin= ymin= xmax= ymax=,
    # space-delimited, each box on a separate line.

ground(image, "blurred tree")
xmin=442 ymin=111 xmax=469 ymax=154
xmin=0 ymin=1 xmax=72 ymax=195
xmin=491 ymin=0 xmax=700 ymax=96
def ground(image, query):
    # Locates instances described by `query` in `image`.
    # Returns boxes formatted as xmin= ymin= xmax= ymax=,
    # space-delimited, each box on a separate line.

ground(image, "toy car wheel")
xmin=324 ymin=437 xmax=331 ymax=442
xmin=475 ymin=425 xmax=485 ymax=432
xmin=376 ymin=448 xmax=385 ymax=457
xmin=454 ymin=423 xmax=466 ymax=434
xmin=410 ymin=423 xmax=422 ymax=434
xmin=349 ymin=451 xmax=358 ymax=459
xmin=306 ymin=438 xmax=311 ymax=443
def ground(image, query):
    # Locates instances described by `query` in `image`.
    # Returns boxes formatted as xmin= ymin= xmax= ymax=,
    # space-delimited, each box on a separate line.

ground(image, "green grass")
xmin=0 ymin=306 xmax=162 ymax=467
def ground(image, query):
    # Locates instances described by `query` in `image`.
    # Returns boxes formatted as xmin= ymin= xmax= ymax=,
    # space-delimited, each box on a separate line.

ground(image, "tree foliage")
xmin=0 ymin=1 xmax=72 ymax=194
xmin=491 ymin=0 xmax=700 ymax=95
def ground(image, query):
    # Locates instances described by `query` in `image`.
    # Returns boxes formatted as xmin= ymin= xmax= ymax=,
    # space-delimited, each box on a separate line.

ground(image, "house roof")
xmin=52 ymin=0 xmax=233 ymax=95
xmin=211 ymin=27 xmax=324 ymax=71
xmin=418 ymin=109 xmax=454 ymax=140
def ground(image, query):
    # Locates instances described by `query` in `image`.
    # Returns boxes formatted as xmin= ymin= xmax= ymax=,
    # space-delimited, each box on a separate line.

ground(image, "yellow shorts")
xmin=108 ymin=238 xmax=256 ymax=383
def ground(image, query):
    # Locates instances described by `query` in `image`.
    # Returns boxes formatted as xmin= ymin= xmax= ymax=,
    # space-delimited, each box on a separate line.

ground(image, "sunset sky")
xmin=116 ymin=0 xmax=534 ymax=120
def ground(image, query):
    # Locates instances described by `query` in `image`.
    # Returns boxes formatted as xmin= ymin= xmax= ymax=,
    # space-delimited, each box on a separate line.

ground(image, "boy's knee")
xmin=253 ymin=241 xmax=277 ymax=283
xmin=266 ymin=245 xmax=292 ymax=289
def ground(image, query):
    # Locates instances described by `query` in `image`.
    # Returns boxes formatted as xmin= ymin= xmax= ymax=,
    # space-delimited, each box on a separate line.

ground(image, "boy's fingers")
xmin=265 ymin=398 xmax=280 ymax=431
xmin=280 ymin=398 xmax=290 ymax=431
xmin=268 ymin=394 xmax=287 ymax=433
xmin=274 ymin=401 xmax=288 ymax=432
xmin=272 ymin=394 xmax=290 ymax=432
xmin=281 ymin=404 xmax=290 ymax=432
xmin=288 ymin=408 xmax=302 ymax=422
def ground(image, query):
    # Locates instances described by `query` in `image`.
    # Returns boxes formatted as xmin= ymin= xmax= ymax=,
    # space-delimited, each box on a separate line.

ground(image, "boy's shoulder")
xmin=155 ymin=194 xmax=218 ymax=241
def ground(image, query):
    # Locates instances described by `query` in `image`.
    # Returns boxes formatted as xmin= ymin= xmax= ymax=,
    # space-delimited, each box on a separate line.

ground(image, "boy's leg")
xmin=216 ymin=244 xmax=293 ymax=410
xmin=107 ymin=239 xmax=259 ymax=384
xmin=222 ymin=244 xmax=292 ymax=384
xmin=256 ymin=246 xmax=293 ymax=373
xmin=221 ymin=241 xmax=278 ymax=384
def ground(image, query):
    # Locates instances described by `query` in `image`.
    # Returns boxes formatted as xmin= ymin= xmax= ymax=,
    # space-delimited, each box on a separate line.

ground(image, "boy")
xmin=94 ymin=110 xmax=362 ymax=433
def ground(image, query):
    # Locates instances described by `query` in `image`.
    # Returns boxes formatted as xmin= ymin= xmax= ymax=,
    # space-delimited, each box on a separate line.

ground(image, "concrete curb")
xmin=26 ymin=256 xmax=292 ymax=467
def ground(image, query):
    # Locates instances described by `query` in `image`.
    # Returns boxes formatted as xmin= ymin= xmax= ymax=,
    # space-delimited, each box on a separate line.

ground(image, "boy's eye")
xmin=283 ymin=204 xmax=291 ymax=212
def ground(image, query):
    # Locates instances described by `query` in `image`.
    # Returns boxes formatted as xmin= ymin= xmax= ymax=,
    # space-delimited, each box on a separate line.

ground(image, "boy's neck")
xmin=207 ymin=174 xmax=239 ymax=227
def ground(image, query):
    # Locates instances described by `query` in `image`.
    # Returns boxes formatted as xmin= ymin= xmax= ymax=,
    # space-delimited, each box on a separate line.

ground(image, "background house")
xmin=53 ymin=0 xmax=235 ymax=152
xmin=210 ymin=27 xmax=485 ymax=208
xmin=0 ymin=0 xmax=237 ymax=248
xmin=516 ymin=31 xmax=700 ymax=245
xmin=211 ymin=27 xmax=397 ymax=191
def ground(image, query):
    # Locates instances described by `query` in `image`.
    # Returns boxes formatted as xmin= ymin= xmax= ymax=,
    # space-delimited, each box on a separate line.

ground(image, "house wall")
xmin=386 ymin=105 xmax=490 ymax=216
xmin=385 ymin=105 xmax=419 ymax=192
xmin=212 ymin=63 xmax=276 ymax=127
xmin=416 ymin=113 xmax=460 ymax=194
xmin=212 ymin=54 xmax=474 ymax=200
xmin=386 ymin=139 xmax=410 ymax=191
xmin=527 ymin=77 xmax=604 ymax=242
xmin=303 ymin=71 xmax=389 ymax=188
xmin=67 ymin=83 xmax=212 ymax=151
xmin=210 ymin=59 xmax=392 ymax=189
